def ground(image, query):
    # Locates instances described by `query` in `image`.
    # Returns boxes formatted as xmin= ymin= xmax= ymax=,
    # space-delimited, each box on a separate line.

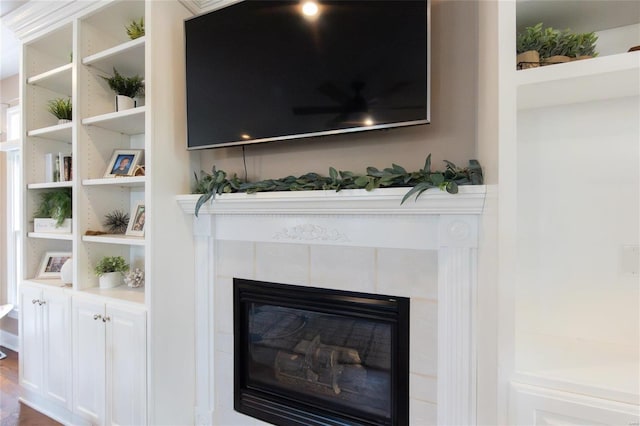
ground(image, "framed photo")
xmin=37 ymin=252 xmax=72 ymax=279
xmin=104 ymin=149 xmax=144 ymax=178
xmin=126 ymin=202 xmax=146 ymax=237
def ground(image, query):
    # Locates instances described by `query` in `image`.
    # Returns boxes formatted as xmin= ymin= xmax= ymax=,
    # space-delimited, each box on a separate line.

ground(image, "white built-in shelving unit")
xmin=499 ymin=1 xmax=640 ymax=424
xmin=19 ymin=2 xmax=147 ymax=424
xmin=16 ymin=0 xmax=195 ymax=423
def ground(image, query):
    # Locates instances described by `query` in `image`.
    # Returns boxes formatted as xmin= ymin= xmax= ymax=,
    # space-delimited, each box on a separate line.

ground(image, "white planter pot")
xmin=58 ymin=119 xmax=71 ymax=125
xmin=60 ymin=258 xmax=73 ymax=284
xmin=34 ymin=218 xmax=72 ymax=234
xmin=99 ymin=271 xmax=123 ymax=289
xmin=115 ymin=95 xmax=135 ymax=111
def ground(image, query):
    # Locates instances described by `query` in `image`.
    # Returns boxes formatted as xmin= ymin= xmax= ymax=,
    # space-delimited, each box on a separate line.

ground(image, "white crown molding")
xmin=179 ymin=0 xmax=237 ymax=16
xmin=2 ymin=0 xmax=95 ymax=42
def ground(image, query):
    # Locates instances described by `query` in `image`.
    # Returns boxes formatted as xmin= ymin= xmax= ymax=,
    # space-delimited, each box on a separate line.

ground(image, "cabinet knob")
xmin=32 ymin=299 xmax=38 ymax=304
xmin=93 ymin=314 xmax=102 ymax=321
xmin=38 ymin=300 xmax=46 ymax=306
xmin=103 ymin=316 xmax=111 ymax=322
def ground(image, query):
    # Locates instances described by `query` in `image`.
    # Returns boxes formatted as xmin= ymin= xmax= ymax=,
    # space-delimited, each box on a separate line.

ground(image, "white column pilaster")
xmin=193 ymin=215 xmax=215 ymax=426
xmin=437 ymin=215 xmax=478 ymax=426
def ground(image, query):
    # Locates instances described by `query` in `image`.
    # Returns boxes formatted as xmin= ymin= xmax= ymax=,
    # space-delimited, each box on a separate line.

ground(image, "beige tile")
xmin=377 ymin=248 xmax=438 ymax=299
xmin=255 ymin=242 xmax=309 ymax=285
xmin=310 ymin=245 xmax=376 ymax=292
xmin=216 ymin=240 xmax=254 ymax=279
xmin=410 ymin=298 xmax=438 ymax=377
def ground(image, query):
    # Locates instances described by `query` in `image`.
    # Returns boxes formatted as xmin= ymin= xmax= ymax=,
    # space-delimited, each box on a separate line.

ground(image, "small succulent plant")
xmin=126 ymin=17 xmax=144 ymax=40
xmin=47 ymin=98 xmax=72 ymax=120
xmin=104 ymin=210 xmax=130 ymax=234
xmin=94 ymin=256 xmax=129 ymax=277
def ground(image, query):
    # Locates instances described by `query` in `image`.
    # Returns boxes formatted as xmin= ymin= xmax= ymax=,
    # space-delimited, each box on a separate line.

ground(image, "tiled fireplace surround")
xmin=178 ymin=186 xmax=485 ymax=425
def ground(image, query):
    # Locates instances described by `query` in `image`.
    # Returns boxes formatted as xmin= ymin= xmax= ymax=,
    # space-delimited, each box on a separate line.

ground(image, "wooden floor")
xmin=0 ymin=347 xmax=61 ymax=426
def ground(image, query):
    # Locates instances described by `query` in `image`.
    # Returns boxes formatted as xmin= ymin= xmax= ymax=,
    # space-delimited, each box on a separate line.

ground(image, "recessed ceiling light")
xmin=301 ymin=1 xmax=319 ymax=17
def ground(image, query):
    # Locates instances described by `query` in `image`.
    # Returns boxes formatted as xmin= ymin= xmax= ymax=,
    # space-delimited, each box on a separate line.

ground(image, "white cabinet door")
xmin=19 ymin=285 xmax=44 ymax=393
xmin=73 ymin=298 xmax=106 ymax=425
xmin=42 ymin=288 xmax=72 ymax=409
xmin=73 ymin=298 xmax=147 ymax=426
xmin=106 ymin=305 xmax=147 ymax=426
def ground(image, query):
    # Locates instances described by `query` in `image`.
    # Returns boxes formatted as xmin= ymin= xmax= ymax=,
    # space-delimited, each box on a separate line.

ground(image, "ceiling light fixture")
xmin=301 ymin=1 xmax=319 ymax=17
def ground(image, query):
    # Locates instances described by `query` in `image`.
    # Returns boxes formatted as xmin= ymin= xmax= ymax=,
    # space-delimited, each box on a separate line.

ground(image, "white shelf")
xmin=28 ymin=232 xmax=73 ymax=241
xmin=82 ymin=37 xmax=145 ymax=77
xmin=26 ymin=63 xmax=73 ymax=95
xmin=83 ymin=176 xmax=146 ymax=187
xmin=0 ymin=139 xmax=21 ymax=151
xmin=27 ymin=122 xmax=73 ymax=142
xmin=27 ymin=181 xmax=73 ymax=189
xmin=514 ymin=332 xmax=639 ymax=405
xmin=24 ymin=278 xmax=70 ymax=289
xmin=82 ymin=106 xmax=146 ymax=134
xmin=82 ymin=234 xmax=145 ymax=246
xmin=79 ymin=285 xmax=145 ymax=305
xmin=517 ymin=52 xmax=640 ymax=109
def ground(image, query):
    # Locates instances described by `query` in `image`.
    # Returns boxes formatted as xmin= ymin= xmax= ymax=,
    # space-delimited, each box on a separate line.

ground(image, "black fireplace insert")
xmin=234 ymin=278 xmax=410 ymax=426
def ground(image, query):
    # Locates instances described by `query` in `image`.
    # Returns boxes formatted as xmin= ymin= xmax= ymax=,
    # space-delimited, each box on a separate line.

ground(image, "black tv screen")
xmin=185 ymin=0 xmax=429 ymax=150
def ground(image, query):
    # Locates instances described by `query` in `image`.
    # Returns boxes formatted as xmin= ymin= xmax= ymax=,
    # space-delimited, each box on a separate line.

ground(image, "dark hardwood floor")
xmin=0 ymin=347 xmax=61 ymax=426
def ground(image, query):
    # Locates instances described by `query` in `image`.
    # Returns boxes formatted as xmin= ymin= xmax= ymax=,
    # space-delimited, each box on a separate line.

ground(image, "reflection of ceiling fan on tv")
xmin=292 ymin=80 xmax=422 ymax=126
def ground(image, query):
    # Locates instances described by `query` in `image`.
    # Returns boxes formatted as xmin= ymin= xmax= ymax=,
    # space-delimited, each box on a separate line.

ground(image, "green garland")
xmin=194 ymin=154 xmax=483 ymax=216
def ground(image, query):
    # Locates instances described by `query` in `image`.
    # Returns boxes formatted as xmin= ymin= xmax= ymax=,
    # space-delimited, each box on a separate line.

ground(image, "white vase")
xmin=115 ymin=95 xmax=135 ymax=111
xmin=99 ymin=271 xmax=123 ymax=289
xmin=60 ymin=258 xmax=73 ymax=284
xmin=58 ymin=118 xmax=71 ymax=125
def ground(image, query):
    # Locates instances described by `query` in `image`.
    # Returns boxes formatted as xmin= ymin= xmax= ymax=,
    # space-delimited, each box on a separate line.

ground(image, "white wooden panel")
xmin=106 ymin=305 xmax=147 ymax=426
xmin=20 ymin=286 xmax=44 ymax=393
xmin=42 ymin=289 xmax=72 ymax=409
xmin=73 ymin=298 xmax=106 ymax=425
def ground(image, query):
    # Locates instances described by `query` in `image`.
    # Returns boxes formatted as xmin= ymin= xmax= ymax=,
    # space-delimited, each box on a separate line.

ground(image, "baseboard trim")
xmin=0 ymin=329 xmax=19 ymax=352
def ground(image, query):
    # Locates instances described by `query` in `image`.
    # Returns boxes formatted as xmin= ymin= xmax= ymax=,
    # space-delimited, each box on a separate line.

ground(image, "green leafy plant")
xmin=571 ymin=32 xmax=598 ymax=57
xmin=103 ymin=210 xmax=130 ymax=234
xmin=193 ymin=155 xmax=483 ymax=216
xmin=34 ymin=188 xmax=72 ymax=226
xmin=517 ymin=22 xmax=545 ymax=54
xmin=126 ymin=17 xmax=144 ymax=40
xmin=47 ymin=98 xmax=72 ymax=120
xmin=102 ymin=67 xmax=144 ymax=98
xmin=518 ymin=23 xmax=598 ymax=59
xmin=94 ymin=256 xmax=129 ymax=277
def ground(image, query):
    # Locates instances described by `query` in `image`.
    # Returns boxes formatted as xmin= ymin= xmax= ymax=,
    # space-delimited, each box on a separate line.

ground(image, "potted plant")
xmin=102 ymin=67 xmax=144 ymax=111
xmin=94 ymin=256 xmax=129 ymax=289
xmin=47 ymin=97 xmax=72 ymax=124
xmin=516 ymin=22 xmax=544 ymax=69
xmin=517 ymin=23 xmax=599 ymax=69
xmin=570 ymin=31 xmax=598 ymax=60
xmin=126 ymin=17 xmax=144 ymax=40
xmin=33 ymin=188 xmax=72 ymax=233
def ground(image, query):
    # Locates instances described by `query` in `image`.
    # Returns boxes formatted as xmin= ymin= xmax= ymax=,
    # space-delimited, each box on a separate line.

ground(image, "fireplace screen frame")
xmin=234 ymin=278 xmax=410 ymax=426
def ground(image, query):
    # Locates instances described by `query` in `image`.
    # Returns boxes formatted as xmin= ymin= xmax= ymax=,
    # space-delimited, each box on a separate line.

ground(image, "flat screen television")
xmin=185 ymin=0 xmax=429 ymax=150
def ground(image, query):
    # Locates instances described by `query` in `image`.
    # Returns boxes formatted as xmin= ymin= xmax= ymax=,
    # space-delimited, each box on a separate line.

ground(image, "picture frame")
xmin=37 ymin=251 xmax=72 ymax=279
xmin=104 ymin=149 xmax=144 ymax=178
xmin=126 ymin=202 xmax=146 ymax=237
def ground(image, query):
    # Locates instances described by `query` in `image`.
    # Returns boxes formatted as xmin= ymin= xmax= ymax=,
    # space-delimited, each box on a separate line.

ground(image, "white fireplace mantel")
xmin=178 ymin=186 xmax=486 ymax=425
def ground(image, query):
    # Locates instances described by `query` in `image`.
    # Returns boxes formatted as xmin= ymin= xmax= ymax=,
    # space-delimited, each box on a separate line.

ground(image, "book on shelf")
xmin=45 ymin=152 xmax=72 ymax=182
xmin=45 ymin=153 xmax=55 ymax=182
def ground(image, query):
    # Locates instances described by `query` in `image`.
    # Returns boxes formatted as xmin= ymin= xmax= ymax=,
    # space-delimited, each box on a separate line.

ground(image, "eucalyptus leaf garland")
xmin=193 ymin=154 xmax=483 ymax=217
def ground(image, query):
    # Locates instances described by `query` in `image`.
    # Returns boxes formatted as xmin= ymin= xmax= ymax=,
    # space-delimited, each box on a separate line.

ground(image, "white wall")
xmin=515 ymin=95 xmax=640 ymax=394
xmin=0 ymin=74 xmax=20 ymax=339
xmin=1 ymin=74 xmax=20 ymax=143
